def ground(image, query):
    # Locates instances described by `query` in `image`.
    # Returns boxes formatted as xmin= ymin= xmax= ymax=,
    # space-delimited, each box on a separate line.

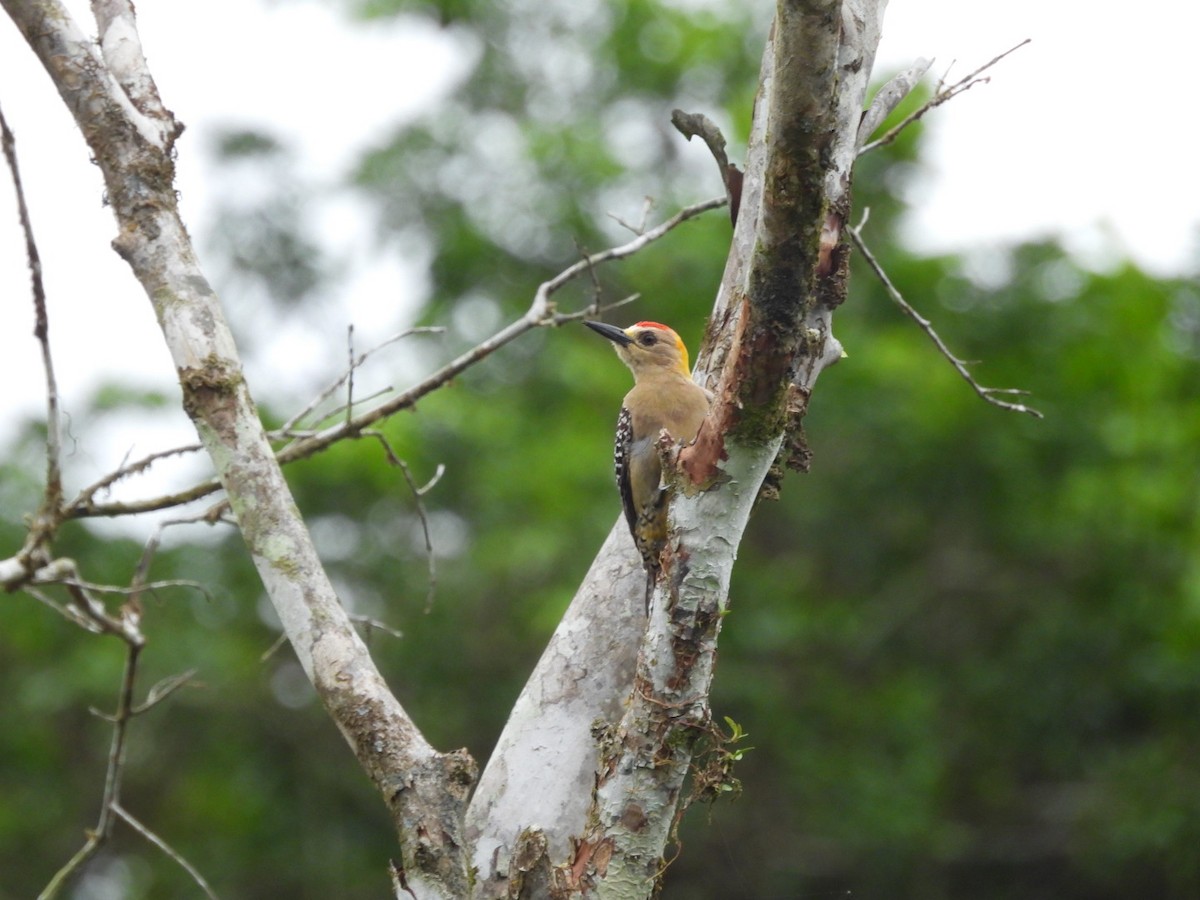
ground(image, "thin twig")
xmin=277 ymin=326 xmax=445 ymax=435
xmin=573 ymin=238 xmax=606 ymax=313
xmin=849 ymin=214 xmax=1042 ymax=418
xmin=38 ymin=561 xmax=147 ymax=644
xmin=260 ymin=631 xmax=290 ymax=662
xmin=64 ymin=577 xmax=210 ymax=601
xmin=608 ymin=196 xmax=655 ymax=236
xmin=31 ymin=548 xmax=204 ymax=898
xmin=859 ymin=39 xmax=1031 ymax=156
xmin=362 ymin=430 xmax=440 ymax=613
xmin=856 ymin=58 xmax=934 ymax=151
xmin=133 ymin=669 xmax=199 ymax=715
xmin=38 ymin=841 xmax=96 ymax=900
xmin=130 ymin=509 xmax=235 ymax=613
xmin=350 ymin=614 xmax=405 ymax=641
xmin=69 ymin=442 xmax=208 ymax=515
xmin=345 ymin=324 xmax=356 ymax=428
xmin=2 ymin=104 xmax=64 ymax=541
xmin=24 ymin=585 xmax=103 ymax=633
xmin=39 ymin=640 xmax=144 ymax=899
xmin=527 ymin=196 xmax=724 ymax=318
xmin=111 ymin=803 xmax=221 ymax=900
xmin=97 ymin=642 xmax=141 ymax=834
xmin=69 ymin=198 xmax=723 ymax=519
xmin=550 ymin=291 xmax=640 ymax=326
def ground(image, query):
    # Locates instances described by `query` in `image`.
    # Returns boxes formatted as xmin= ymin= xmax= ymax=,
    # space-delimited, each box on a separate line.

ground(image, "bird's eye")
xmin=639 ymin=332 xmax=657 ymax=346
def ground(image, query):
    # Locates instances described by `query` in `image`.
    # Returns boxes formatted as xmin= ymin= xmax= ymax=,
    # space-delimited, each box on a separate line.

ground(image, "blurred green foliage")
xmin=2 ymin=0 xmax=1199 ymax=898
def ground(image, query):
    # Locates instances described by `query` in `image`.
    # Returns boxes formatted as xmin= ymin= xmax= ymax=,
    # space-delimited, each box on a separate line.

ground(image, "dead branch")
xmin=66 ymin=199 xmax=721 ymax=521
xmin=39 ymin=636 xmax=145 ymax=899
xmin=272 ymin=196 xmax=724 ymax=463
xmin=858 ymin=39 xmax=1031 ymax=156
xmin=277 ymin=326 xmax=446 ymax=436
xmin=134 ymin=669 xmax=199 ymax=715
xmin=361 ymin=429 xmax=442 ymax=613
xmin=68 ymin=443 xmax=210 ymax=517
xmin=111 ymin=803 xmax=221 ymax=900
xmin=671 ymin=109 xmax=743 ymax=224
xmin=607 ymin=195 xmax=655 ymax=236
xmin=2 ymin=102 xmax=65 ymax=564
xmin=856 ymin=58 xmax=934 ymax=151
xmin=351 ymin=615 xmax=406 ymax=641
xmin=4 ymin=1 xmax=473 ymax=889
xmin=849 ymin=213 xmax=1042 ymax=418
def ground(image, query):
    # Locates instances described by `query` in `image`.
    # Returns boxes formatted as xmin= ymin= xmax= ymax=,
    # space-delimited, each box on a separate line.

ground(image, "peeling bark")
xmin=473 ymin=2 xmax=890 ymax=896
xmin=4 ymin=0 xmax=901 ymax=895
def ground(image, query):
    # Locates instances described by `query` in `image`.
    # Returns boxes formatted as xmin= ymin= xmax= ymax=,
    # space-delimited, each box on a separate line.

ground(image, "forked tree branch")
xmin=59 ymin=197 xmax=722 ymax=521
xmin=2 ymin=1 xmax=472 ymax=894
xmin=577 ymin=5 xmax=887 ymax=893
xmin=2 ymin=2 xmax=731 ymax=895
xmin=469 ymin=3 xmax=895 ymax=894
xmin=858 ymin=38 xmax=1031 ymax=155
xmin=3 ymin=1 xmax=1037 ymax=897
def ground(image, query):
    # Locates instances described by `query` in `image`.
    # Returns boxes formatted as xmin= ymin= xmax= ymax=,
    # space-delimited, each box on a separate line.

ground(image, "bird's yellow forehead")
xmin=624 ymin=322 xmax=689 ymax=371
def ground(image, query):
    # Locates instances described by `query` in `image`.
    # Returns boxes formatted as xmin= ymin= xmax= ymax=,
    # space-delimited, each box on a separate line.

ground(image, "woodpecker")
xmin=584 ymin=320 xmax=710 ymax=586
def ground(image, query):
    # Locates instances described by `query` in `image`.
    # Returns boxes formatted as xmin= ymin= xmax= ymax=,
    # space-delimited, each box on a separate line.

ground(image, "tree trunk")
xmin=469 ymin=2 xmax=888 ymax=894
xmin=4 ymin=0 xmax=891 ymax=896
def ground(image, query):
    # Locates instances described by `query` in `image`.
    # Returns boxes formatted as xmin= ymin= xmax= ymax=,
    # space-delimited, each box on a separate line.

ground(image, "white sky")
xmin=1 ymin=0 xmax=1197 ymax=487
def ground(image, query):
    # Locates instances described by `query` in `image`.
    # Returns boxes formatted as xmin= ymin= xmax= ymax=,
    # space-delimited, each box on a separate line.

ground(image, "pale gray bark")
xmin=467 ymin=525 xmax=646 ymax=892
xmin=5 ymin=0 xmax=902 ymax=896
xmin=1 ymin=2 xmax=472 ymax=896
xmin=471 ymin=2 xmax=891 ymax=896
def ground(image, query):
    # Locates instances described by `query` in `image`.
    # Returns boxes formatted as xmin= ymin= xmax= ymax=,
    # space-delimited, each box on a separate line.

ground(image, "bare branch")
xmin=42 ymin=562 xmax=147 ymax=645
xmin=72 ymin=479 xmax=224 ymax=518
xmin=1 ymin=103 xmax=64 ymax=551
xmin=277 ymin=326 xmax=445 ymax=435
xmin=345 ymin=324 xmax=357 ymax=429
xmin=97 ymin=642 xmax=140 ymax=830
xmin=607 ymin=195 xmax=655 ymax=236
xmin=671 ymin=110 xmax=743 ymax=224
xmin=39 ymin=640 xmax=143 ymax=899
xmin=530 ymin=196 xmax=725 ymax=314
xmin=859 ymin=39 xmax=1031 ymax=155
xmin=64 ymin=576 xmax=210 ymax=601
xmin=68 ymin=442 xmax=210 ymax=517
xmin=549 ymin=291 xmax=639 ymax=327
xmin=38 ymin=842 xmax=96 ymax=900
xmin=856 ymin=57 xmax=934 ymax=151
xmin=351 ymin=614 xmax=406 ymax=641
xmin=260 ymin=631 xmax=290 ymax=663
xmin=277 ymin=199 xmax=718 ymax=465
xmin=361 ymin=430 xmax=440 ymax=613
xmin=671 ymin=109 xmax=729 ymax=172
xmin=111 ymin=803 xmax=221 ymax=900
xmin=68 ymin=199 xmax=720 ymax=521
xmin=24 ymin=585 xmax=102 ymax=633
xmin=849 ymin=215 xmax=1043 ymax=418
xmin=130 ymin=511 xmax=231 ymax=605
xmin=133 ymin=669 xmax=199 ymax=715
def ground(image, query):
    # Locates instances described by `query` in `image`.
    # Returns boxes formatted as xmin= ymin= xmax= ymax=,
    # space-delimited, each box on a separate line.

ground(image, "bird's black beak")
xmin=584 ymin=320 xmax=633 ymax=347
